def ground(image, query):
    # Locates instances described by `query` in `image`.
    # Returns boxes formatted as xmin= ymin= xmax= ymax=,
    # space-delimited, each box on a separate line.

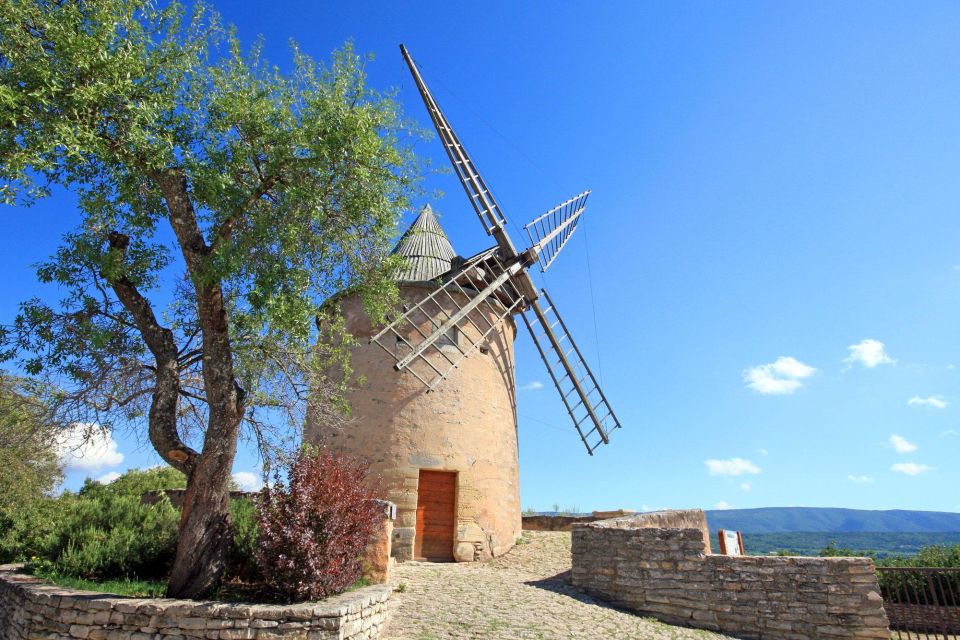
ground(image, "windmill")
xmin=369 ymin=45 xmax=622 ymax=456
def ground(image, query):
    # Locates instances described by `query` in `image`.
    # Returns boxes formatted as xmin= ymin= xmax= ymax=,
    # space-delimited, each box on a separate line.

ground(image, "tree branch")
xmin=105 ymin=231 xmax=199 ymax=474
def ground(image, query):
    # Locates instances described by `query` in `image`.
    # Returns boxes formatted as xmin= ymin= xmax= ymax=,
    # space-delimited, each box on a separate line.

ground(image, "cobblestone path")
xmin=386 ymin=531 xmax=733 ymax=640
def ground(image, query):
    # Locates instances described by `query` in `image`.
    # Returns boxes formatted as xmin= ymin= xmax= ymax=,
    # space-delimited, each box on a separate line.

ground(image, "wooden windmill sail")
xmin=370 ymin=45 xmax=622 ymax=455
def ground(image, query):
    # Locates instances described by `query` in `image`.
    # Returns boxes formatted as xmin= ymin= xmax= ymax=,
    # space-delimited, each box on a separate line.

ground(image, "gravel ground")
xmin=385 ymin=530 xmax=734 ymax=640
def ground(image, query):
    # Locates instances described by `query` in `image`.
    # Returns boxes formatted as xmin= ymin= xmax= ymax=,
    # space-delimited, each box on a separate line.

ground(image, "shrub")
xmin=45 ymin=474 xmax=182 ymax=581
xmin=12 ymin=467 xmax=184 ymax=580
xmin=228 ymin=497 xmax=261 ymax=582
xmin=255 ymin=448 xmax=381 ymax=602
xmin=7 ymin=465 xmax=266 ymax=585
xmin=0 ymin=496 xmax=63 ymax=562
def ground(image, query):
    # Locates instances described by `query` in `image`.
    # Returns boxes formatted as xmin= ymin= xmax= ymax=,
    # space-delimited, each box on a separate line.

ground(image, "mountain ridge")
xmin=704 ymin=507 xmax=960 ymax=534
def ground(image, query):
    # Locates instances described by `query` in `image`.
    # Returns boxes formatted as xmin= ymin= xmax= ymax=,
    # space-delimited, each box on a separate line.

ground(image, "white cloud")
xmin=714 ymin=501 xmax=734 ymax=510
xmin=940 ymin=429 xmax=958 ymax=438
xmin=844 ymin=339 xmax=895 ymax=369
xmin=847 ymin=475 xmax=874 ymax=484
xmin=743 ymin=357 xmax=816 ymax=395
xmin=739 ymin=482 xmax=751 ymax=491
xmin=891 ymin=462 xmax=934 ymax=476
xmin=757 ymin=448 xmax=769 ymax=456
xmin=96 ymin=471 xmax=122 ymax=484
xmin=705 ymin=457 xmax=761 ymax=477
xmin=56 ymin=423 xmax=124 ymax=471
xmin=888 ymin=434 xmax=917 ymax=454
xmin=907 ymin=396 xmax=948 ymax=410
xmin=520 ymin=381 xmax=544 ymax=391
xmin=232 ymin=471 xmax=263 ymax=492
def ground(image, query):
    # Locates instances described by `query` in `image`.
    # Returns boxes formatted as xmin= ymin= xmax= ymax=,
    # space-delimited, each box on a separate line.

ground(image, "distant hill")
xmin=705 ymin=507 xmax=960 ymax=534
xmin=737 ymin=531 xmax=960 ymax=557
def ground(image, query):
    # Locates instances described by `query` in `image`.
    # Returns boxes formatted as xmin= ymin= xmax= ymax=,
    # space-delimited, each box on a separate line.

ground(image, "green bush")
xmin=5 ymin=467 xmax=184 ymax=580
xmin=0 ymin=496 xmax=64 ymax=563
xmin=228 ymin=497 xmax=261 ymax=581
xmin=877 ymin=543 xmax=960 ymax=568
xmin=48 ymin=493 xmax=180 ymax=580
xmin=9 ymin=466 xmax=263 ymax=585
xmin=42 ymin=468 xmax=184 ymax=581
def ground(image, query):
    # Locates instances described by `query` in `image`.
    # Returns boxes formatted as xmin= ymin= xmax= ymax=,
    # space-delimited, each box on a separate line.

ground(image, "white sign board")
xmin=719 ymin=529 xmax=744 ymax=556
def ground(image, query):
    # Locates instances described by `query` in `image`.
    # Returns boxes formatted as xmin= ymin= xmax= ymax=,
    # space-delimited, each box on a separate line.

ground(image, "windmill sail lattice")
xmin=524 ymin=191 xmax=590 ymax=272
xmin=380 ymin=45 xmax=625 ymax=455
xmin=522 ymin=291 xmax=621 ymax=454
xmin=370 ymin=250 xmax=525 ymax=389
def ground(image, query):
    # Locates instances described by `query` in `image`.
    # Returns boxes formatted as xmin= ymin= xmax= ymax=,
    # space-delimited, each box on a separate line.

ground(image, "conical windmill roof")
xmin=392 ymin=204 xmax=457 ymax=282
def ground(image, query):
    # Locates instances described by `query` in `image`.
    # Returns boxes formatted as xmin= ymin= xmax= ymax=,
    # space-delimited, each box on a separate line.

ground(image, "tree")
xmin=0 ymin=374 xmax=62 ymax=515
xmin=0 ymin=0 xmax=420 ymax=597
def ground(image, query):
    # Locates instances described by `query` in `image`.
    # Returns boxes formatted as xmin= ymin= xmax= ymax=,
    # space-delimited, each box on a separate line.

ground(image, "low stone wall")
xmin=571 ymin=513 xmax=889 ymax=639
xmin=525 ymin=509 xmax=712 ymax=554
xmin=0 ymin=565 xmax=391 ymax=640
xmin=521 ymin=514 xmax=596 ymax=531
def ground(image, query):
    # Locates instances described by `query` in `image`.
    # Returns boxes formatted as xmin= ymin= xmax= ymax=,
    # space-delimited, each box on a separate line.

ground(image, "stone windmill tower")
xmin=307 ymin=46 xmax=623 ymax=563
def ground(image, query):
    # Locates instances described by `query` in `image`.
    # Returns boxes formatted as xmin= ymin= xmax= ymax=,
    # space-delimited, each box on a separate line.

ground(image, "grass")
xmin=36 ymin=572 xmax=371 ymax=602
xmin=38 ymin=573 xmax=167 ymax=597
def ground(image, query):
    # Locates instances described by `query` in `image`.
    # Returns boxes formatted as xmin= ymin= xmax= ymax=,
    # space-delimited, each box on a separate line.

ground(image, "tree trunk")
xmin=165 ymin=439 xmax=237 ymax=598
xmin=154 ymin=169 xmax=247 ymax=599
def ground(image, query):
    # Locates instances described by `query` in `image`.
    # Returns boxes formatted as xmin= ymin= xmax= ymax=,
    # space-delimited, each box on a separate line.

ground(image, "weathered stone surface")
xmin=362 ymin=519 xmax=393 ymax=584
xmin=305 ymin=284 xmax=522 ymax=563
xmin=0 ymin=564 xmax=391 ymax=640
xmin=570 ymin=514 xmax=890 ymax=640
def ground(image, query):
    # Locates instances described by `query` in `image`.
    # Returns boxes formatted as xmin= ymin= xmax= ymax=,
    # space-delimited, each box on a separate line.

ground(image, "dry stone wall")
xmin=524 ymin=509 xmax=712 ymax=554
xmin=0 ymin=565 xmax=391 ymax=640
xmin=571 ymin=515 xmax=889 ymax=640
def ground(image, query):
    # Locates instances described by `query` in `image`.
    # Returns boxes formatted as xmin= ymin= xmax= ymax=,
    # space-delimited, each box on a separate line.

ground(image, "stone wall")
xmin=522 ymin=514 xmax=596 ymax=531
xmin=571 ymin=514 xmax=889 ymax=639
xmin=525 ymin=510 xmax=712 ymax=554
xmin=0 ymin=565 xmax=391 ymax=640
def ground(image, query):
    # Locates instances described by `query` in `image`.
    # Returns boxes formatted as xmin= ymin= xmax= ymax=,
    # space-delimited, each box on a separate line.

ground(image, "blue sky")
xmin=3 ymin=1 xmax=959 ymax=512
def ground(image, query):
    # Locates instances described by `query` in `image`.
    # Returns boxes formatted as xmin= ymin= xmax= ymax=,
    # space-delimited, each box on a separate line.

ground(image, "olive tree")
xmin=0 ymin=0 xmax=420 ymax=597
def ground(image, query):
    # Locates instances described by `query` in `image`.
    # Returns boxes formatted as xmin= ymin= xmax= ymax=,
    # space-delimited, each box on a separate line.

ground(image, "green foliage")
xmin=78 ymin=466 xmax=186 ymax=499
xmin=6 ymin=467 xmax=183 ymax=579
xmin=10 ymin=466 xmax=262 ymax=584
xmin=24 ymin=562 xmax=166 ymax=597
xmin=0 ymin=496 xmax=62 ymax=562
xmin=0 ymin=0 xmax=424 ymax=454
xmin=0 ymin=374 xmax=62 ymax=518
xmin=818 ymin=542 xmax=877 ymax=559
xmin=739 ymin=531 xmax=960 ymax=558
xmin=1 ymin=0 xmax=423 ymax=595
xmin=227 ymin=497 xmax=260 ymax=581
xmin=43 ymin=468 xmax=183 ymax=580
xmin=877 ymin=544 xmax=960 ymax=568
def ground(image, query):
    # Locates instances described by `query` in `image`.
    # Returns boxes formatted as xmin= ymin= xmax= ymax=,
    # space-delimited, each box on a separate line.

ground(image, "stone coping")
xmin=0 ymin=564 xmax=391 ymax=639
xmin=1 ymin=564 xmax=390 ymax=618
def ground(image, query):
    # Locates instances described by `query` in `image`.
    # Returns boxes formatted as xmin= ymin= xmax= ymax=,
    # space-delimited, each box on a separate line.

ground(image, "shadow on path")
xmin=524 ymin=570 xmax=627 ymax=611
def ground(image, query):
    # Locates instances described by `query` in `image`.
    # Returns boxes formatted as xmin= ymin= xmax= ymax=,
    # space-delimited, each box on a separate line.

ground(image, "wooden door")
xmin=414 ymin=470 xmax=456 ymax=561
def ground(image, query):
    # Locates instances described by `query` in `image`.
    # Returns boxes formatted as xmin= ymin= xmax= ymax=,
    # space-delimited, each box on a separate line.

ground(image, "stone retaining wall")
xmin=0 ymin=565 xmax=391 ymax=640
xmin=571 ymin=513 xmax=889 ymax=639
xmin=525 ymin=509 xmax=712 ymax=554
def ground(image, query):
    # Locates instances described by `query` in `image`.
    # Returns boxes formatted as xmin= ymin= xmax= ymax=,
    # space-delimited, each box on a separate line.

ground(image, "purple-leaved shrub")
xmin=255 ymin=448 xmax=381 ymax=602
